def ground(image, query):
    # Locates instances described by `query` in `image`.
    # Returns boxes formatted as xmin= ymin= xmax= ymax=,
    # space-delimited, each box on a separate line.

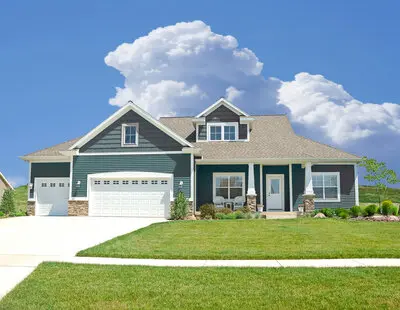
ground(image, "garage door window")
xmin=151 ymin=180 xmax=158 ymax=185
xmin=50 ymin=183 xmax=56 ymax=188
xmin=142 ymin=180 xmax=148 ymax=185
xmin=59 ymin=183 xmax=65 ymax=187
xmin=161 ymin=180 xmax=168 ymax=185
xmin=41 ymin=183 xmax=47 ymax=187
xmin=122 ymin=180 xmax=129 ymax=185
xmin=113 ymin=181 xmax=119 ymax=185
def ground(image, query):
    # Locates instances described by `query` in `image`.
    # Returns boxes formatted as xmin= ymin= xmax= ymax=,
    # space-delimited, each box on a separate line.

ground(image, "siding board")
xmin=72 ymin=154 xmax=191 ymax=199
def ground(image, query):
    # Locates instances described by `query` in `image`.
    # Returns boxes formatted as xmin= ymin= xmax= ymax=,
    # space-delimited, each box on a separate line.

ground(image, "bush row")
xmin=314 ymin=200 xmax=399 ymax=219
xmin=199 ymin=204 xmax=260 ymax=220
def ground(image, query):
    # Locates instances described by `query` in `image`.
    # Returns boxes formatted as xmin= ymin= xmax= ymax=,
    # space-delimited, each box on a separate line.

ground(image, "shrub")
xmin=219 ymin=207 xmax=233 ymax=214
xmin=391 ymin=205 xmax=399 ymax=216
xmin=382 ymin=200 xmax=394 ymax=216
xmin=237 ymin=206 xmax=251 ymax=213
xmin=334 ymin=208 xmax=346 ymax=217
xmin=215 ymin=213 xmax=226 ymax=220
xmin=170 ymin=191 xmax=189 ymax=220
xmin=224 ymin=213 xmax=237 ymax=220
xmin=0 ymin=189 xmax=16 ymax=215
xmin=350 ymin=205 xmax=362 ymax=217
xmin=0 ymin=211 xmax=4 ymax=217
xmin=234 ymin=211 xmax=245 ymax=219
xmin=254 ymin=212 xmax=261 ymax=219
xmin=321 ymin=208 xmax=334 ymax=218
xmin=338 ymin=209 xmax=350 ymax=219
xmin=244 ymin=212 xmax=252 ymax=219
xmin=200 ymin=204 xmax=216 ymax=219
xmin=364 ymin=204 xmax=379 ymax=216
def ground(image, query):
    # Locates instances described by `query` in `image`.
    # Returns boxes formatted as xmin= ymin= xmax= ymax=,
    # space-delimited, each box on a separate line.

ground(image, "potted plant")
xmin=256 ymin=204 xmax=264 ymax=212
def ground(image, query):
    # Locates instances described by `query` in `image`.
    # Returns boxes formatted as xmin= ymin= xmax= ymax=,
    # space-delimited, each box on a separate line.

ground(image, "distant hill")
xmin=359 ymin=185 xmax=400 ymax=203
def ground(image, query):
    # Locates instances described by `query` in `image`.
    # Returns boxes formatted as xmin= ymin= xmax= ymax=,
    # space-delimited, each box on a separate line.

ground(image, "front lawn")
xmin=1 ymin=263 xmax=399 ymax=309
xmin=78 ymin=219 xmax=400 ymax=259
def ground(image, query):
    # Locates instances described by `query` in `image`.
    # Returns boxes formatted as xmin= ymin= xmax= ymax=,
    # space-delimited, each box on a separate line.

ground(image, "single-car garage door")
xmin=88 ymin=172 xmax=172 ymax=218
xmin=35 ymin=178 xmax=70 ymax=216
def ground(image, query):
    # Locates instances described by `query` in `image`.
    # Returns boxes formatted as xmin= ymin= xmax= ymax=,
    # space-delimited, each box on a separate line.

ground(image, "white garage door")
xmin=35 ymin=178 xmax=70 ymax=216
xmin=89 ymin=177 xmax=171 ymax=218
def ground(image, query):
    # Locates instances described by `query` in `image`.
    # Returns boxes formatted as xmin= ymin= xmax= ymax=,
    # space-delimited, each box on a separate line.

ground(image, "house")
xmin=0 ymin=172 xmax=14 ymax=200
xmin=21 ymin=99 xmax=361 ymax=218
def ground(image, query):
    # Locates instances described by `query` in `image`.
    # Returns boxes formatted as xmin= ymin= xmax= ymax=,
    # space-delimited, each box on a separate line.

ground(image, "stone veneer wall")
xmin=27 ymin=201 xmax=35 ymax=216
xmin=68 ymin=200 xmax=89 ymax=216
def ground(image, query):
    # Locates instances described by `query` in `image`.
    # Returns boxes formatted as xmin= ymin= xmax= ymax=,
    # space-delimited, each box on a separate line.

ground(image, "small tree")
xmin=0 ymin=189 xmax=16 ymax=215
xmin=170 ymin=191 xmax=189 ymax=220
xmin=360 ymin=157 xmax=399 ymax=206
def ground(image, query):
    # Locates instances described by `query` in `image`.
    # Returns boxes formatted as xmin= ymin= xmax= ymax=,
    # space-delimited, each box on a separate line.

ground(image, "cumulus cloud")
xmin=278 ymin=73 xmax=400 ymax=144
xmin=105 ymin=20 xmax=400 ymax=145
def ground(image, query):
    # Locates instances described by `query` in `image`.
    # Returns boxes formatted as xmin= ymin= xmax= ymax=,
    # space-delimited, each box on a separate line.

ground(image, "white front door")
xmin=266 ymin=174 xmax=284 ymax=211
xmin=35 ymin=178 xmax=70 ymax=216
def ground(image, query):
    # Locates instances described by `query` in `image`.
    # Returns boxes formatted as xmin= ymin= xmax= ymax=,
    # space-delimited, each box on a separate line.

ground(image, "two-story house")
xmin=21 ymin=99 xmax=361 ymax=218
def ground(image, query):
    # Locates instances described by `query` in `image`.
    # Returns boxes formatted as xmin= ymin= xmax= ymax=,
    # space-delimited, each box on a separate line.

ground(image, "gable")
xmin=80 ymin=110 xmax=184 ymax=153
xmin=206 ymin=105 xmax=240 ymax=123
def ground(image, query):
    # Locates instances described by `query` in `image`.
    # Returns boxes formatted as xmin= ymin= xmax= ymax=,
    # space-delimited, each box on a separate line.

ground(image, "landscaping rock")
xmin=185 ymin=215 xmax=197 ymax=221
xmin=314 ymin=213 xmax=326 ymax=218
xmin=388 ymin=216 xmax=400 ymax=222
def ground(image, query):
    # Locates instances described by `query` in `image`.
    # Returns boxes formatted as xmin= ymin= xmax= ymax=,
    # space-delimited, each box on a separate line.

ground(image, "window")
xmin=312 ymin=172 xmax=340 ymax=202
xmin=213 ymin=173 xmax=245 ymax=200
xmin=122 ymin=180 xmax=129 ymax=185
xmin=151 ymin=180 xmax=158 ymax=185
xmin=41 ymin=183 xmax=47 ymax=187
xmin=132 ymin=180 xmax=138 ymax=185
xmin=142 ymin=180 xmax=148 ymax=185
xmin=59 ymin=183 xmax=65 ymax=187
xmin=50 ymin=183 xmax=56 ymax=188
xmin=207 ymin=123 xmax=237 ymax=141
xmin=113 ymin=180 xmax=119 ymax=185
xmin=161 ymin=180 xmax=168 ymax=185
xmin=104 ymin=180 xmax=110 ymax=185
xmin=122 ymin=123 xmax=138 ymax=146
xmin=94 ymin=180 xmax=101 ymax=185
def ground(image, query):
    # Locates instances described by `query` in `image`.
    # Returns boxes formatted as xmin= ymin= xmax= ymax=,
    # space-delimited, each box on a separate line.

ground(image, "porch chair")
xmin=233 ymin=196 xmax=245 ymax=210
xmin=213 ymin=196 xmax=225 ymax=209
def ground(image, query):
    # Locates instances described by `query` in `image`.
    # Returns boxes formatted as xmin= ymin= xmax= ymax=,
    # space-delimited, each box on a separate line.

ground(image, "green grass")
xmin=360 ymin=185 xmax=400 ymax=203
xmin=78 ymin=219 xmax=400 ymax=259
xmin=13 ymin=185 xmax=28 ymax=213
xmin=1 ymin=263 xmax=399 ymax=309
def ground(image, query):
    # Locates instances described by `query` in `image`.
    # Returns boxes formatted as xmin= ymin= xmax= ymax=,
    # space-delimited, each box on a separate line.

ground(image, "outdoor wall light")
xmin=179 ymin=181 xmax=183 ymax=189
xmin=28 ymin=183 xmax=33 ymax=189
xmin=76 ymin=181 xmax=81 ymax=188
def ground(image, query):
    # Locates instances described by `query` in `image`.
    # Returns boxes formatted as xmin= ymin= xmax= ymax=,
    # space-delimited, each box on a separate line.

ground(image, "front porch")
xmin=195 ymin=162 xmax=358 ymax=213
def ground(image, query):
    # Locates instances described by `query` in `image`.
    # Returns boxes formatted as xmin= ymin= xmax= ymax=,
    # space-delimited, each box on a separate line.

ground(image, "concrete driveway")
xmin=0 ymin=216 xmax=165 ymax=298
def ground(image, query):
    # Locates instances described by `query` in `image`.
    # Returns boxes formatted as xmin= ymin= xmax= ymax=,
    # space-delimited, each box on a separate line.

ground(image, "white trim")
xmin=196 ymin=98 xmax=249 ymax=118
xmin=312 ymin=172 xmax=341 ymax=202
xmin=69 ymin=101 xmax=193 ymax=150
xmin=69 ymin=197 xmax=88 ymax=201
xmin=265 ymin=174 xmax=285 ymax=211
xmin=121 ymin=123 xmax=139 ymax=147
xmin=27 ymin=162 xmax=32 ymax=199
xmin=77 ymin=151 xmax=185 ymax=156
xmin=0 ymin=172 xmax=14 ymax=190
xmin=259 ymin=164 xmax=263 ymax=206
xmin=190 ymin=153 xmax=194 ymax=202
xmin=207 ymin=122 xmax=239 ymax=141
xmin=354 ymin=164 xmax=359 ymax=205
xmin=195 ymin=159 xmax=361 ymax=165
xmin=212 ymin=172 xmax=246 ymax=202
xmin=69 ymin=156 xmax=73 ymax=199
xmin=289 ymin=163 xmax=293 ymax=212
xmin=246 ymin=163 xmax=256 ymax=196
xmin=20 ymin=156 xmax=71 ymax=162
xmin=195 ymin=123 xmax=207 ymax=143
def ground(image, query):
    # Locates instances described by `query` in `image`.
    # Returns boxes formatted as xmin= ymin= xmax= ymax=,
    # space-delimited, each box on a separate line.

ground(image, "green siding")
xmin=291 ymin=164 xmax=356 ymax=210
xmin=72 ymin=154 xmax=191 ymax=198
xmin=195 ymin=164 xmax=261 ymax=210
xmin=263 ymin=166 xmax=290 ymax=212
xmin=80 ymin=110 xmax=183 ymax=153
xmin=30 ymin=162 xmax=70 ymax=198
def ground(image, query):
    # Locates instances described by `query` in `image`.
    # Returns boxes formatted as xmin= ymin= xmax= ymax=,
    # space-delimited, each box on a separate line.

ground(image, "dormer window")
xmin=207 ymin=123 xmax=238 ymax=141
xmin=122 ymin=123 xmax=138 ymax=147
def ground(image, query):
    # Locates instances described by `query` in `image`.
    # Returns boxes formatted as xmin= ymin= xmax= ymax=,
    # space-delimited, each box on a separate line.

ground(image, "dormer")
xmin=193 ymin=98 xmax=254 ymax=142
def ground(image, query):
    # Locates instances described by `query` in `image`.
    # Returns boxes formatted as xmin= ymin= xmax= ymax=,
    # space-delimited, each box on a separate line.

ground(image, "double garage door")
xmin=89 ymin=177 xmax=171 ymax=218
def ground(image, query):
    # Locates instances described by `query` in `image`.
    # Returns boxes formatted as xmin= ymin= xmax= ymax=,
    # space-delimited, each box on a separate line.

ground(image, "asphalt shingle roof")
xmin=23 ymin=115 xmax=360 ymax=160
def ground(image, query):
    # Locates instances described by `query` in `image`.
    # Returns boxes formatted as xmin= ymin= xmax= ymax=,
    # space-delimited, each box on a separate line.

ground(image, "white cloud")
xmin=105 ymin=20 xmax=400 ymax=145
xmin=278 ymin=73 xmax=400 ymax=144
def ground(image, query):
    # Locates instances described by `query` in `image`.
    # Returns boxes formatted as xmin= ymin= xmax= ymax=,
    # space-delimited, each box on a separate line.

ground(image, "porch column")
xmin=246 ymin=163 xmax=257 ymax=212
xmin=302 ymin=162 xmax=315 ymax=213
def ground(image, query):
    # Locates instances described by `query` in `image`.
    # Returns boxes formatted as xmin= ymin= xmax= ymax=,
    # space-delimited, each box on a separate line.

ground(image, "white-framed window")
xmin=113 ymin=180 xmax=119 ymax=185
xmin=122 ymin=180 xmax=129 ymax=185
xmin=161 ymin=180 xmax=168 ymax=185
xmin=104 ymin=180 xmax=110 ymax=185
xmin=50 ymin=183 xmax=56 ymax=188
xmin=59 ymin=183 xmax=65 ymax=187
xmin=41 ymin=183 xmax=47 ymax=187
xmin=121 ymin=123 xmax=138 ymax=147
xmin=94 ymin=180 xmax=101 ymax=185
xmin=207 ymin=122 xmax=238 ymax=141
xmin=142 ymin=180 xmax=148 ymax=185
xmin=132 ymin=180 xmax=138 ymax=185
xmin=312 ymin=172 xmax=341 ymax=202
xmin=213 ymin=172 xmax=245 ymax=201
xmin=151 ymin=180 xmax=158 ymax=185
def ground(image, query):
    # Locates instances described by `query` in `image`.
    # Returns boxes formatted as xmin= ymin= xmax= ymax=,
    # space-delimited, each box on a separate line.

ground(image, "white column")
xmin=304 ymin=162 xmax=314 ymax=195
xmin=259 ymin=164 xmax=263 ymax=205
xmin=354 ymin=163 xmax=359 ymax=205
xmin=247 ymin=163 xmax=256 ymax=196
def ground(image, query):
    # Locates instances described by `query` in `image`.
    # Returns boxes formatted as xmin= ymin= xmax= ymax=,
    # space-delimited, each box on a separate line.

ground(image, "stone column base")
xmin=27 ymin=201 xmax=35 ymax=216
xmin=302 ymin=194 xmax=316 ymax=213
xmin=246 ymin=195 xmax=257 ymax=212
xmin=68 ymin=200 xmax=89 ymax=216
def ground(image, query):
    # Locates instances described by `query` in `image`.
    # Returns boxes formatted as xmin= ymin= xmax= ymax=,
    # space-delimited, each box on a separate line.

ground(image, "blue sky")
xmin=0 ymin=0 xmax=399 ymax=187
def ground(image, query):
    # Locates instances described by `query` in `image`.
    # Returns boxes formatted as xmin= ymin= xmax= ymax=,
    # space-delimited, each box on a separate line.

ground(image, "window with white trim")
xmin=207 ymin=123 xmax=238 ymax=141
xmin=213 ymin=173 xmax=245 ymax=200
xmin=122 ymin=123 xmax=138 ymax=146
xmin=94 ymin=180 xmax=101 ymax=185
xmin=312 ymin=172 xmax=340 ymax=202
